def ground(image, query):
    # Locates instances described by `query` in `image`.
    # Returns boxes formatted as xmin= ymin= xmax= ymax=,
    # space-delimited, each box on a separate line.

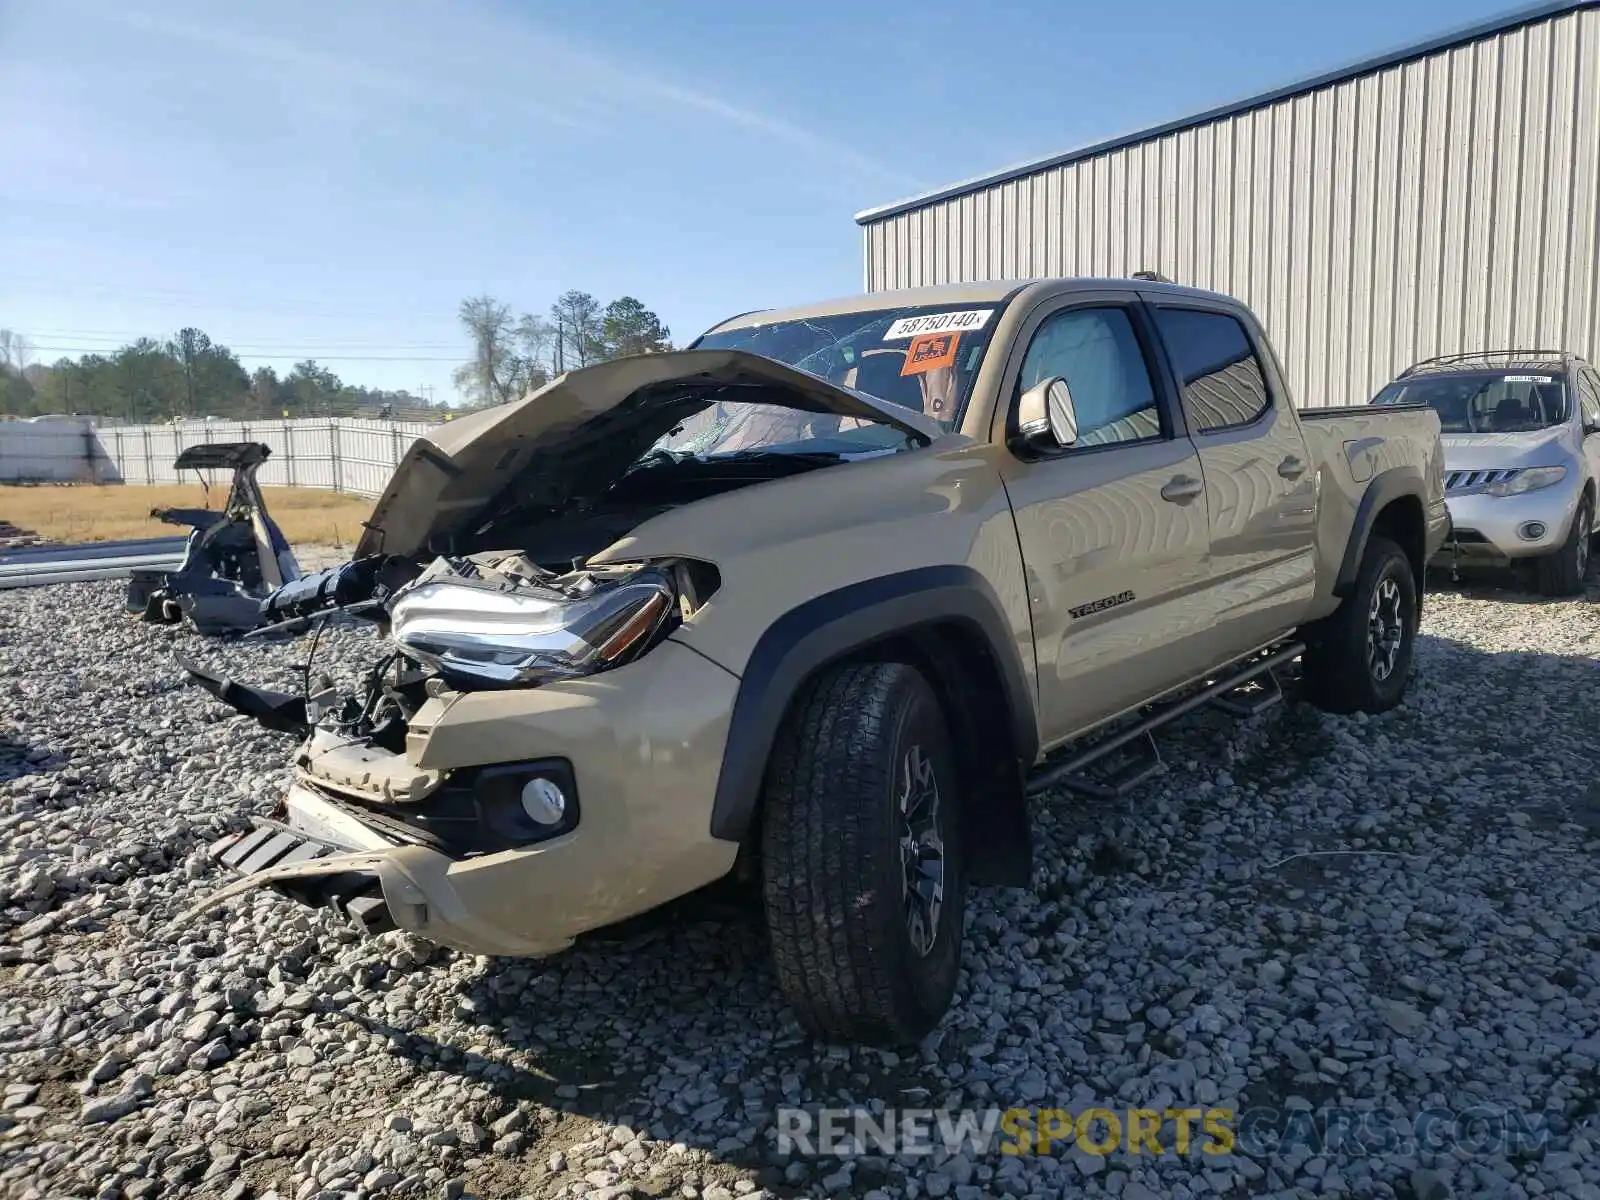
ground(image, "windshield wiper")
xmin=714 ymin=448 xmax=846 ymax=462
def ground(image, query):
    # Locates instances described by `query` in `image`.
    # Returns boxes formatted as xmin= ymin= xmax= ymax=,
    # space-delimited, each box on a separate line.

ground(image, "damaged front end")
xmin=388 ymin=552 xmax=693 ymax=688
xmin=181 ymin=346 xmax=933 ymax=952
xmin=184 ymin=549 xmax=718 ymax=950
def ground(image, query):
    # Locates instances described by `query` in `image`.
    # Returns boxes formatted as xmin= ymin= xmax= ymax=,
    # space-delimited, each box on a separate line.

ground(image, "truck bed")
xmin=1295 ymin=403 xmax=1447 ymax=623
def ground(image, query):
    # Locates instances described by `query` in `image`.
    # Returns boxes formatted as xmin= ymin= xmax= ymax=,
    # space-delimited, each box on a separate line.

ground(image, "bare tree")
xmin=516 ymin=314 xmax=558 ymax=385
xmin=454 ymin=295 xmax=524 ymax=406
xmin=0 ymin=329 xmax=33 ymax=375
xmin=166 ymin=327 xmax=214 ymax=415
xmin=550 ymin=290 xmax=603 ymax=370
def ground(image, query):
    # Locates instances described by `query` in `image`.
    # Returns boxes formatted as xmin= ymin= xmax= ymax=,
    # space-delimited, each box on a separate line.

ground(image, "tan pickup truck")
xmin=185 ymin=277 xmax=1448 ymax=1046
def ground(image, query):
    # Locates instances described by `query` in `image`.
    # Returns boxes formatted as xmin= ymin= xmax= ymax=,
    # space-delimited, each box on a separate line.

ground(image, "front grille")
xmin=1445 ymin=468 xmax=1520 ymax=492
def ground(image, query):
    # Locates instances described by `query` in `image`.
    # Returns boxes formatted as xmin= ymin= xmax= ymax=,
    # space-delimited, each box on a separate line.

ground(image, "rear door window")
xmin=1152 ymin=309 xmax=1273 ymax=433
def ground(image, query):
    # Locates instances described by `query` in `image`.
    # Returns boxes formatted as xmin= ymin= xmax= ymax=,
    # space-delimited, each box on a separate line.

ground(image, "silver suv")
xmin=1373 ymin=351 xmax=1600 ymax=596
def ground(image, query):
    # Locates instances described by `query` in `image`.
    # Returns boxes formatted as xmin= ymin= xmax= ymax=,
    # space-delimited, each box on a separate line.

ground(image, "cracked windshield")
xmin=659 ymin=304 xmax=1000 ymax=456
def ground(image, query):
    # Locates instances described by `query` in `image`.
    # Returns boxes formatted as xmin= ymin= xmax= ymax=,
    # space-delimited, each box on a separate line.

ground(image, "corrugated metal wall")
xmin=862 ymin=6 xmax=1600 ymax=408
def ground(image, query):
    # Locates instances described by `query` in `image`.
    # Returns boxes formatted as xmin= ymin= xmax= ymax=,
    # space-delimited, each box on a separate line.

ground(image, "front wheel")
xmin=760 ymin=660 xmax=965 ymax=1046
xmin=1302 ymin=536 xmax=1418 ymax=715
xmin=1536 ymin=495 xmax=1592 ymax=598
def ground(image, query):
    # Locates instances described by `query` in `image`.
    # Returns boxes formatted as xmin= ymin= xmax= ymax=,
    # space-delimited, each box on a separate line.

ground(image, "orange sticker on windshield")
xmin=901 ymin=331 xmax=961 ymax=376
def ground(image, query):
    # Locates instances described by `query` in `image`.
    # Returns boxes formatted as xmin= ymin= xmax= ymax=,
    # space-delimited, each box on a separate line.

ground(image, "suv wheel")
xmin=761 ymin=660 xmax=965 ymax=1046
xmin=1302 ymin=536 xmax=1418 ymax=715
xmin=1536 ymin=495 xmax=1593 ymax=598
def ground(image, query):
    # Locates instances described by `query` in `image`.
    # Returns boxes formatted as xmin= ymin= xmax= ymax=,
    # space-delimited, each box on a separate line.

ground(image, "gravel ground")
xmin=1 ymin=570 xmax=1598 ymax=1200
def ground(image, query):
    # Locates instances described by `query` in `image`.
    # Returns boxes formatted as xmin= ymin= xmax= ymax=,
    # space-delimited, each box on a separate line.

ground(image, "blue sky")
xmin=1 ymin=0 xmax=1523 ymax=401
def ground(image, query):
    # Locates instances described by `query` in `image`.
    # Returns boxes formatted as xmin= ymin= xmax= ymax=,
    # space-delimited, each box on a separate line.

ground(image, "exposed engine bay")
xmin=284 ymin=550 xmax=713 ymax=739
xmin=194 ymin=546 xmax=716 ymax=725
xmin=181 ymin=548 xmax=717 ymax=874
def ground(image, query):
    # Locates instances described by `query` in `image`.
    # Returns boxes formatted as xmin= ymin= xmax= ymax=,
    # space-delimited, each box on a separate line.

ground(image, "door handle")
xmin=1278 ymin=455 xmax=1307 ymax=479
xmin=1160 ymin=474 xmax=1204 ymax=504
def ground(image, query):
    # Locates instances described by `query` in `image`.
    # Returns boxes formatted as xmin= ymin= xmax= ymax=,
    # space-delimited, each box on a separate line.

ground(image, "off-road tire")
xmin=1536 ymin=494 xmax=1593 ymax=598
xmin=761 ymin=660 xmax=965 ymax=1046
xmin=1302 ymin=536 xmax=1417 ymax=715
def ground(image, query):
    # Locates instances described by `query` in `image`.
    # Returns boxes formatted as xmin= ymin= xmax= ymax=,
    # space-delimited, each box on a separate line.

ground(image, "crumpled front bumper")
xmin=185 ymin=638 xmax=743 ymax=958
xmin=203 ymin=810 xmax=398 ymax=936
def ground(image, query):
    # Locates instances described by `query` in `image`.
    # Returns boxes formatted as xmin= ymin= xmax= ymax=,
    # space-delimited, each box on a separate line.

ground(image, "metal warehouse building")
xmin=855 ymin=0 xmax=1600 ymax=408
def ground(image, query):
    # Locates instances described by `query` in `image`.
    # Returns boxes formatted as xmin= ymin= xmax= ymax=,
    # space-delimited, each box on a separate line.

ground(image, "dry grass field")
xmin=0 ymin=483 xmax=374 ymax=545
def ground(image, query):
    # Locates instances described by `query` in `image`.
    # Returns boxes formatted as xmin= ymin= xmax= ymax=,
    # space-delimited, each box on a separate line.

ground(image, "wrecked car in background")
xmin=126 ymin=442 xmax=302 ymax=635
xmin=183 ymin=277 xmax=1447 ymax=1046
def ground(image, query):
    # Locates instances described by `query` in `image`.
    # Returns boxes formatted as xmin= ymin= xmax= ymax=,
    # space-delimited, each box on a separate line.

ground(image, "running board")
xmin=1026 ymin=642 xmax=1304 ymax=800
xmin=1033 ymin=730 xmax=1164 ymax=801
xmin=1211 ymin=666 xmax=1285 ymax=717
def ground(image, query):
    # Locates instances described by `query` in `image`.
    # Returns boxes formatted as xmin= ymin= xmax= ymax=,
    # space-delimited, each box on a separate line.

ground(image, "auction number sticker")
xmin=883 ymin=309 xmax=993 ymax=340
xmin=900 ymin=332 xmax=961 ymax=376
xmin=1504 ymin=375 xmax=1554 ymax=382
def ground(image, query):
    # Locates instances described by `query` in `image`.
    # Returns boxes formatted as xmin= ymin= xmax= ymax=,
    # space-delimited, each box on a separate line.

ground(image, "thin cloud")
xmin=89 ymin=0 xmax=918 ymax=192
xmin=0 ymin=63 xmax=203 ymax=212
xmin=96 ymin=4 xmax=607 ymax=134
xmin=107 ymin=8 xmax=415 ymax=99
xmin=510 ymin=24 xmax=918 ymax=190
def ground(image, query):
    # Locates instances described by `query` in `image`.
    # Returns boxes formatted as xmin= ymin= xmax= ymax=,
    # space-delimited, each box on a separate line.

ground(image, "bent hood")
xmin=356 ymin=349 xmax=940 ymax=560
xmin=1439 ymin=427 xmax=1574 ymax=472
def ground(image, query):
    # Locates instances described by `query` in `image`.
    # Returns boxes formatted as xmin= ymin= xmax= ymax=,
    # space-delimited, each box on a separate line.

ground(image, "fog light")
xmin=1518 ymin=521 xmax=1546 ymax=541
xmin=520 ymin=777 xmax=567 ymax=825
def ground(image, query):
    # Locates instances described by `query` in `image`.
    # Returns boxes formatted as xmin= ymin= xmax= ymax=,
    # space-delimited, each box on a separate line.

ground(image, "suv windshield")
xmin=1372 ymin=370 xmax=1570 ymax=433
xmin=655 ymin=302 xmax=1004 ymax=458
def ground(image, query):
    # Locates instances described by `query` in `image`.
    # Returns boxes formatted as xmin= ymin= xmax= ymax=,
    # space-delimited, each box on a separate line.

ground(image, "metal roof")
xmin=855 ymin=0 xmax=1599 ymax=225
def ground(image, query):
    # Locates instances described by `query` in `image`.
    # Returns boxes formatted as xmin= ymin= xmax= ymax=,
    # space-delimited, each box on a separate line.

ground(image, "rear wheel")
xmin=1302 ymin=536 xmax=1417 ymax=715
xmin=1536 ymin=495 xmax=1592 ymax=598
xmin=761 ymin=660 xmax=965 ymax=1046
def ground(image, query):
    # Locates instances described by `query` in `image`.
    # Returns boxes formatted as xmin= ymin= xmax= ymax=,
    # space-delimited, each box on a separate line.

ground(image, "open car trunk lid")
xmin=355 ymin=348 xmax=940 ymax=560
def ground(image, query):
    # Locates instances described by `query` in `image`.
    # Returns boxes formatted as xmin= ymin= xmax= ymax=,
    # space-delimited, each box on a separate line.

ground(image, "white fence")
xmin=0 ymin=420 xmax=113 ymax=485
xmin=0 ymin=417 xmax=436 ymax=497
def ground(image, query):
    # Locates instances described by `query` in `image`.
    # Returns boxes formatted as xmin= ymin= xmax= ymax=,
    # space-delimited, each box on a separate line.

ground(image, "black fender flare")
xmin=1333 ymin=465 xmax=1426 ymax=597
xmin=708 ymin=565 xmax=1038 ymax=842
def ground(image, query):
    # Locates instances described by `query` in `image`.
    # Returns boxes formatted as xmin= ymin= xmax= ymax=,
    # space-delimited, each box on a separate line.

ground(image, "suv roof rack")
xmin=1398 ymin=349 xmax=1579 ymax=378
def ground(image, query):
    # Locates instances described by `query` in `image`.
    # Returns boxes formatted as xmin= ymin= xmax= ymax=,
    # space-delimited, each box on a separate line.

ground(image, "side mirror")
xmin=1011 ymin=376 xmax=1079 ymax=456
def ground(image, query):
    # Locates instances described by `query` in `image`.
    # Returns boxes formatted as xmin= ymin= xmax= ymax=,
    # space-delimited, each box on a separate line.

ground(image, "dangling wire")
xmin=301 ymin=617 xmax=325 ymax=703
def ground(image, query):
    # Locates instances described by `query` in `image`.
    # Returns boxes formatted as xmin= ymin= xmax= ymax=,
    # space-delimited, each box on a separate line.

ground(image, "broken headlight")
xmin=389 ymin=565 xmax=675 ymax=688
